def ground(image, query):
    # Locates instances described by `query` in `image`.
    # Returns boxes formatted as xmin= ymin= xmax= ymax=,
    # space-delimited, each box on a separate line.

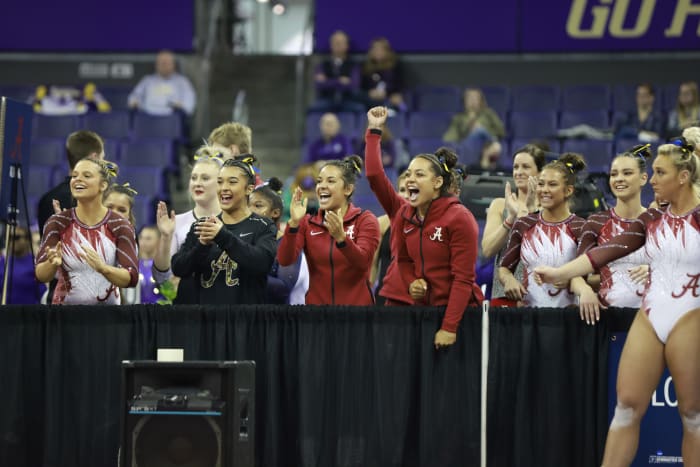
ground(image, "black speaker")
xmin=119 ymin=360 xmax=255 ymax=467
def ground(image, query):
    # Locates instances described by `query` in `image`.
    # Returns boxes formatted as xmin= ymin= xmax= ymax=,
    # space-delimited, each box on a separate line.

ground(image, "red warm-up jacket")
xmin=364 ymin=129 xmax=412 ymax=305
xmin=277 ymin=204 xmax=380 ymax=305
xmin=372 ymin=151 xmax=482 ymax=334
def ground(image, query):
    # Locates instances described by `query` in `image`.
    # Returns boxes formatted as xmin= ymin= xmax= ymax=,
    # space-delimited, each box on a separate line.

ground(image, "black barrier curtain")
xmin=486 ymin=307 xmax=637 ymax=467
xmin=0 ymin=305 xmax=483 ymax=467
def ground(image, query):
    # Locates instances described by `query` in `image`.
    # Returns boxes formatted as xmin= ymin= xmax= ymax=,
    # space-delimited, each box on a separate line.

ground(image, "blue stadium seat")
xmin=102 ymin=139 xmax=121 ymax=162
xmin=26 ymin=166 xmax=54 ymax=197
xmin=304 ymin=111 xmax=358 ymax=142
xmin=659 ymin=83 xmax=679 ymax=113
xmin=509 ymin=111 xmax=558 ymax=139
xmin=33 ymin=114 xmax=83 ymax=139
xmin=118 ymin=166 xmax=168 ymax=200
xmin=481 ymin=85 xmax=511 ymax=118
xmin=411 ymin=86 xmax=461 ymax=112
xmin=30 ymin=139 xmax=64 ymax=167
xmin=130 ymin=196 xmax=156 ymax=228
xmin=511 ymin=85 xmax=560 ymax=112
xmin=408 ymin=138 xmax=454 ymax=156
xmin=352 ymin=193 xmax=384 ymax=217
xmin=26 ymin=195 xmax=40 ymax=228
xmin=385 ymin=113 xmax=406 ymax=139
xmin=132 ymin=113 xmax=183 ymax=140
xmin=84 ymin=111 xmax=131 ymax=140
xmin=407 ymin=111 xmax=453 ymax=139
xmin=99 ymin=86 xmax=133 ymax=110
xmin=613 ymin=138 xmax=661 ymax=156
xmin=509 ymin=138 xmax=561 ymax=157
xmin=561 ymin=85 xmax=611 ymax=112
xmin=560 ymin=139 xmax=614 ymax=172
xmin=120 ymin=139 xmax=175 ymax=169
xmin=559 ymin=110 xmax=610 ymax=129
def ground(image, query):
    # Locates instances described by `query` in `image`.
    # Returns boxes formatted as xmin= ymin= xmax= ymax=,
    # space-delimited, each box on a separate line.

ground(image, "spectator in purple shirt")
xmin=311 ymin=30 xmax=365 ymax=113
xmin=0 ymin=226 xmax=46 ymax=304
xmin=360 ymin=37 xmax=405 ymax=112
xmin=128 ymin=50 xmax=196 ymax=116
xmin=306 ymin=113 xmax=352 ymax=163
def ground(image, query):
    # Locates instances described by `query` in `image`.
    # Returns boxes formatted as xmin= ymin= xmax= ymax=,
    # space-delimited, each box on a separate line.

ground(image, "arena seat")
xmin=84 ymin=110 xmax=131 ymax=140
xmin=411 ymin=85 xmax=461 ymax=112
xmin=561 ymin=84 xmax=611 ymax=112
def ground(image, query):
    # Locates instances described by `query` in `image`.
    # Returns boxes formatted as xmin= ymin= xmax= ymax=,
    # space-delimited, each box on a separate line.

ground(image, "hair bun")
xmin=344 ymin=154 xmax=364 ymax=175
xmin=434 ymin=147 xmax=458 ymax=169
xmin=266 ymin=176 xmax=284 ymax=193
xmin=557 ymin=152 xmax=587 ymax=174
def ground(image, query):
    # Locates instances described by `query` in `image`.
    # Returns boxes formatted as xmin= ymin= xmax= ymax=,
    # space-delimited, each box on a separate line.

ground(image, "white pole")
xmin=480 ymin=284 xmax=490 ymax=467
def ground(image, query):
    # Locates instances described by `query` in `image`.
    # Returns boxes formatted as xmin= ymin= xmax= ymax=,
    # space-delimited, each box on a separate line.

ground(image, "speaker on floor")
xmin=119 ymin=360 xmax=255 ymax=467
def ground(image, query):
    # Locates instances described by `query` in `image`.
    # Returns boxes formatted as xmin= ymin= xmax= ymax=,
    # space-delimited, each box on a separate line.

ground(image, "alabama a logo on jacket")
xmin=345 ymin=225 xmax=355 ymax=240
xmin=429 ymin=226 xmax=443 ymax=242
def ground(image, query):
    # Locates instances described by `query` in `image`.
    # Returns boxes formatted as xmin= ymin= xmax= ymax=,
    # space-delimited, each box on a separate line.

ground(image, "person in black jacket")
xmin=171 ymin=156 xmax=277 ymax=305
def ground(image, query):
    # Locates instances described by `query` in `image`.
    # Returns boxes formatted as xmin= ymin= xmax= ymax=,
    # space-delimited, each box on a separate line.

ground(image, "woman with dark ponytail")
xmin=172 ymin=155 xmax=277 ymax=305
xmin=278 ymin=155 xmax=380 ymax=305
xmin=366 ymin=107 xmax=484 ymax=348
xmin=498 ymin=152 xmax=587 ymax=307
xmin=249 ymin=177 xmax=309 ymax=304
xmin=573 ymin=144 xmax=652 ymax=324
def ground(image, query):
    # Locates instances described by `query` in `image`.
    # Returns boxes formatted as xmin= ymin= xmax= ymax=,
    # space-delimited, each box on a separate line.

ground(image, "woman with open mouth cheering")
xmin=171 ymin=156 xmax=277 ymax=305
xmin=277 ymin=155 xmax=380 ymax=305
xmin=365 ymin=106 xmax=483 ymax=349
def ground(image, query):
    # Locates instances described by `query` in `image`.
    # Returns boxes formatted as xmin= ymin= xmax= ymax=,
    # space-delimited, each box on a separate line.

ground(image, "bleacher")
xmin=303 ymin=82 xmax=682 ymax=169
xmin=14 ymin=86 xmax=183 ymax=229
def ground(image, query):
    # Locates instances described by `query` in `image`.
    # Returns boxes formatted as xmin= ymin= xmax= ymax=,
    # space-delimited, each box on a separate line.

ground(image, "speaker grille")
xmin=132 ymin=415 xmax=221 ymax=467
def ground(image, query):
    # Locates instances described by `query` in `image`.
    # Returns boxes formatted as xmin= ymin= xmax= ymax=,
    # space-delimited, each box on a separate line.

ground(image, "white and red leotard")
xmin=578 ymin=209 xmax=647 ymax=308
xmin=587 ymin=206 xmax=700 ymax=343
xmin=501 ymin=212 xmax=585 ymax=308
xmin=37 ymin=209 xmax=139 ymax=305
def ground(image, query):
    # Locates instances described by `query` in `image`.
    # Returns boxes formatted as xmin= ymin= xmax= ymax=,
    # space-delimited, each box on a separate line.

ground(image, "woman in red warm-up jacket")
xmin=277 ymin=155 xmax=380 ymax=305
xmin=366 ymin=107 xmax=483 ymax=348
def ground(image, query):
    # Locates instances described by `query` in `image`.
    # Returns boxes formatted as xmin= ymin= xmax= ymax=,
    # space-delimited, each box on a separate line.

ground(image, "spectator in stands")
xmin=498 ymin=153 xmax=587 ymax=307
xmin=573 ymin=144 xmax=652 ymax=324
xmin=0 ymin=226 xmax=46 ymax=304
xmin=136 ymin=225 xmax=165 ymax=304
xmin=172 ymin=156 xmax=277 ymax=305
xmin=360 ymin=38 xmax=405 ymax=111
xmin=614 ymin=83 xmax=664 ymax=142
xmin=365 ymin=107 xmax=483 ymax=347
xmin=128 ymin=50 xmax=196 ymax=116
xmin=278 ymin=155 xmax=380 ymax=305
xmin=152 ymin=146 xmax=223 ymax=303
xmin=306 ymin=113 xmax=352 ymax=163
xmin=310 ymin=30 xmax=364 ymax=113
xmin=443 ymin=88 xmax=505 ymax=166
xmin=667 ymin=81 xmax=700 ymax=137
xmin=481 ymin=144 xmax=543 ymax=305
xmin=207 ymin=121 xmax=253 ymax=160
xmin=37 ymin=130 xmax=105 ymax=236
xmin=249 ymin=178 xmax=309 ymax=304
xmin=35 ymin=159 xmax=138 ymax=305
